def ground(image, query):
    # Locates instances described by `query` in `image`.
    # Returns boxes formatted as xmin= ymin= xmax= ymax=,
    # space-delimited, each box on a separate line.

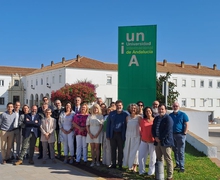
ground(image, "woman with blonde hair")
xmin=86 ymin=104 xmax=104 ymax=167
xmin=73 ymin=103 xmax=89 ymax=164
xmin=123 ymin=103 xmax=141 ymax=172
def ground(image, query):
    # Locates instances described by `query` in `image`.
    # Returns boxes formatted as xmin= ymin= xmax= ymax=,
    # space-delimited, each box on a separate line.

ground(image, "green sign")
xmin=118 ymin=25 xmax=157 ymax=108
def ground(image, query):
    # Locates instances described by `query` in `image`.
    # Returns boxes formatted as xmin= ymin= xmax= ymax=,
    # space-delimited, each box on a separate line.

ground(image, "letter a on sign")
xmin=128 ymin=55 xmax=139 ymax=66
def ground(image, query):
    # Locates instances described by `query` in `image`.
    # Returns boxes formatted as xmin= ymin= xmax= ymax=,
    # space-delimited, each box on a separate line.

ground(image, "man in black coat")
xmin=14 ymin=105 xmax=41 ymax=165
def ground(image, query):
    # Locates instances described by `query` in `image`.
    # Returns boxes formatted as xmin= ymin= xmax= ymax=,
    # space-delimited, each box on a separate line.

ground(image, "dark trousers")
xmin=110 ymin=132 xmax=124 ymax=166
xmin=19 ymin=132 xmax=37 ymax=160
xmin=56 ymin=130 xmax=61 ymax=156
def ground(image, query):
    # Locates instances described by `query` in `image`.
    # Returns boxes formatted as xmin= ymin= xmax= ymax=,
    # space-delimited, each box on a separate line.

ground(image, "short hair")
xmin=55 ymin=99 xmax=61 ymax=104
xmin=90 ymin=104 xmax=102 ymax=115
xmin=143 ymin=106 xmax=154 ymax=118
xmin=127 ymin=103 xmax=139 ymax=114
xmin=158 ymin=104 xmax=167 ymax=109
xmin=80 ymin=103 xmax=89 ymax=114
xmin=45 ymin=108 xmax=52 ymax=113
xmin=7 ymin=102 xmax=13 ymax=107
xmin=14 ymin=101 xmax=20 ymax=105
xmin=100 ymin=103 xmax=107 ymax=108
xmin=110 ymin=102 xmax=115 ymax=106
xmin=43 ymin=96 xmax=48 ymax=101
xmin=116 ymin=100 xmax=123 ymax=105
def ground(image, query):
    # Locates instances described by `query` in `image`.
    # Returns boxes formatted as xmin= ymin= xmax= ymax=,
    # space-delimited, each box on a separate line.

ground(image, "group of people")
xmin=0 ymin=96 xmax=189 ymax=180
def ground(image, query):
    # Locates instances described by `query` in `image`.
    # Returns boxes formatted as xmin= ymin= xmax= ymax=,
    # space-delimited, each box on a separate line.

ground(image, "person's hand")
xmin=155 ymin=137 xmax=160 ymax=142
xmin=89 ymin=133 xmax=94 ymax=139
xmin=35 ymin=120 xmax=38 ymax=123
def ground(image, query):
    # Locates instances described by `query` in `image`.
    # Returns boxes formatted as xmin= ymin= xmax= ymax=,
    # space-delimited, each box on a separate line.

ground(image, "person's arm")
xmin=40 ymin=120 xmax=47 ymax=135
xmin=184 ymin=122 xmax=189 ymax=135
xmin=0 ymin=113 xmax=2 ymax=126
xmin=94 ymin=116 xmax=103 ymax=138
xmin=48 ymin=118 xmax=56 ymax=134
xmin=106 ymin=112 xmax=112 ymax=139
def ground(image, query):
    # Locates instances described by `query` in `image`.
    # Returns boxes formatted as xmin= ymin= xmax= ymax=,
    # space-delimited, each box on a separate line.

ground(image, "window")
xmin=182 ymin=79 xmax=186 ymax=87
xmin=0 ymin=80 xmax=4 ymax=86
xmin=105 ymin=98 xmax=112 ymax=107
xmin=200 ymin=98 xmax=204 ymax=107
xmin=46 ymin=77 xmax=49 ymax=84
xmin=52 ymin=76 xmax=55 ymax=84
xmin=191 ymin=80 xmax=196 ymax=87
xmin=216 ymin=99 xmax=220 ymax=107
xmin=209 ymin=80 xmax=212 ymax=88
xmin=200 ymin=80 xmax=204 ymax=87
xmin=217 ymin=81 xmax=220 ymax=88
xmin=208 ymin=99 xmax=213 ymax=107
xmin=191 ymin=98 xmax=195 ymax=107
xmin=0 ymin=97 xmax=4 ymax=105
xmin=181 ymin=98 xmax=186 ymax=107
xmin=36 ymin=79 xmax=38 ymax=86
xmin=14 ymin=80 xmax=19 ymax=86
xmin=31 ymin=80 xmax=33 ymax=86
xmin=107 ymin=76 xmax=112 ymax=84
xmin=59 ymin=75 xmax=62 ymax=83
xmin=41 ymin=78 xmax=43 ymax=85
xmin=173 ymin=79 xmax=177 ymax=86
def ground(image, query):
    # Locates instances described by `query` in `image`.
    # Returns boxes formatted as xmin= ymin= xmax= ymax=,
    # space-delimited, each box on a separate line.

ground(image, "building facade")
xmin=1 ymin=55 xmax=220 ymax=119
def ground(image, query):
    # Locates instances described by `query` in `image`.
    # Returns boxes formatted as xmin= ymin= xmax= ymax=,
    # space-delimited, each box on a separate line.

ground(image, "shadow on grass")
xmin=185 ymin=142 xmax=206 ymax=157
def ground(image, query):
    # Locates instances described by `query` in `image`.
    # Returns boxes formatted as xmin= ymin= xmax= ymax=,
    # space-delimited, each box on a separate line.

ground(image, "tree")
xmin=156 ymin=72 xmax=179 ymax=108
xmin=51 ymin=80 xmax=97 ymax=105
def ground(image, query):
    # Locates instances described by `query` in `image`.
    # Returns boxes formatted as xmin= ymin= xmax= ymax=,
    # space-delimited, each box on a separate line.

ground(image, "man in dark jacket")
xmin=152 ymin=104 xmax=174 ymax=180
xmin=14 ymin=105 xmax=41 ymax=165
xmin=52 ymin=99 xmax=64 ymax=158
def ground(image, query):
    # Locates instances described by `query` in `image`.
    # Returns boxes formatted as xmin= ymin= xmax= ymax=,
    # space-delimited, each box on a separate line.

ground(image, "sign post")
xmin=118 ymin=25 xmax=157 ymax=107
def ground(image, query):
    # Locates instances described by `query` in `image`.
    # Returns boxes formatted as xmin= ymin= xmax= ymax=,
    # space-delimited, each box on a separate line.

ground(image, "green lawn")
xmin=35 ymin=138 xmax=220 ymax=180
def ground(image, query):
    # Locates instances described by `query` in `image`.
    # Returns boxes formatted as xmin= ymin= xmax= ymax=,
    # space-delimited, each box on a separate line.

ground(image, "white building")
xmin=1 ymin=55 xmax=220 ymax=119
xmin=157 ymin=60 xmax=220 ymax=119
xmin=25 ymin=55 xmax=117 ymax=107
xmin=0 ymin=66 xmax=36 ymax=112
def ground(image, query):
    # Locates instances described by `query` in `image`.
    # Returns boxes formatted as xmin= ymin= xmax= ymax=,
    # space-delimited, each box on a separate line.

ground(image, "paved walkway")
xmin=0 ymin=153 xmax=103 ymax=180
xmin=209 ymin=124 xmax=220 ymax=167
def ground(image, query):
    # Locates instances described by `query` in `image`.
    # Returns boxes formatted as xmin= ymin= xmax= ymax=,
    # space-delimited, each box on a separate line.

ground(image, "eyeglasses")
xmin=138 ymin=104 xmax=143 ymax=107
xmin=173 ymin=105 xmax=179 ymax=107
xmin=153 ymin=104 xmax=159 ymax=106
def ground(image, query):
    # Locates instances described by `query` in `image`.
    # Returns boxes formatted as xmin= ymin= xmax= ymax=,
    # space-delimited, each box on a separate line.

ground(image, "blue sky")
xmin=1 ymin=0 xmax=220 ymax=69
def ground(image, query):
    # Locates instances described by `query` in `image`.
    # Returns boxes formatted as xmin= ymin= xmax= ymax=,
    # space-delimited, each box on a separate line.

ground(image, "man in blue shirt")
xmin=169 ymin=102 xmax=189 ymax=173
xmin=106 ymin=100 xmax=128 ymax=170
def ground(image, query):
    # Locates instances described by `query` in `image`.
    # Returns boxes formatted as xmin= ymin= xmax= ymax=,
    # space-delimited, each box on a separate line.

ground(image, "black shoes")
xmin=37 ymin=155 xmax=42 ymax=159
xmin=118 ymin=165 xmax=123 ymax=170
xmin=108 ymin=164 xmax=116 ymax=169
xmin=179 ymin=169 xmax=185 ymax=173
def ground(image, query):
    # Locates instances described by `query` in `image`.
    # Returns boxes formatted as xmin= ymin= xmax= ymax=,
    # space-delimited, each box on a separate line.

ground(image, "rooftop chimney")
xmin=62 ymin=57 xmax=65 ymax=64
xmin=41 ymin=64 xmax=44 ymax=69
xmin=163 ymin=59 xmax=167 ymax=67
xmin=181 ymin=61 xmax=184 ymax=68
xmin=197 ymin=62 xmax=201 ymax=69
xmin=213 ymin=64 xmax=217 ymax=70
xmin=51 ymin=61 xmax=54 ymax=66
xmin=76 ymin=54 xmax=80 ymax=62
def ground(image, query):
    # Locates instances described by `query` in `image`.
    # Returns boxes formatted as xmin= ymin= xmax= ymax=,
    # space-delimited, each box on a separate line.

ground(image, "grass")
xmin=35 ymin=138 xmax=220 ymax=180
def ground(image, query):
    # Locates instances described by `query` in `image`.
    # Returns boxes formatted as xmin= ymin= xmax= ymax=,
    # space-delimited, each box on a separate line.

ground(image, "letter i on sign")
xmin=121 ymin=43 xmax=124 ymax=54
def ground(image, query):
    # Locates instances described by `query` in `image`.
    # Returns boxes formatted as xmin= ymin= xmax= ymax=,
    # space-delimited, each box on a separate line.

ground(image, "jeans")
xmin=173 ymin=133 xmax=186 ymax=169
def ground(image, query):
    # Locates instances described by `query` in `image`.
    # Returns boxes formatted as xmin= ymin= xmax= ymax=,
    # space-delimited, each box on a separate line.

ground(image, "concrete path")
xmin=0 ymin=153 xmax=102 ymax=180
xmin=209 ymin=124 xmax=220 ymax=160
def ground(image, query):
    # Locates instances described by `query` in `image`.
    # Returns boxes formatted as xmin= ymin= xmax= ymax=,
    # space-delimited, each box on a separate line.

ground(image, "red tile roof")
xmin=0 ymin=66 xmax=37 ymax=76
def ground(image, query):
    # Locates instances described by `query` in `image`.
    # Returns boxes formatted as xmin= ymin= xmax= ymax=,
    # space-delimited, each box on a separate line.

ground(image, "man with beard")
xmin=169 ymin=102 xmax=189 ymax=173
xmin=152 ymin=100 xmax=159 ymax=117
